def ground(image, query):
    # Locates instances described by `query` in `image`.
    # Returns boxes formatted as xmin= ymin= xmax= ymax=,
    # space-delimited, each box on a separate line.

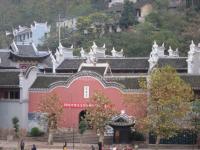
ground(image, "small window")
xmin=30 ymin=32 xmax=32 ymax=38
xmin=4 ymin=91 xmax=9 ymax=99
xmin=83 ymin=86 xmax=90 ymax=99
xmin=3 ymin=90 xmax=19 ymax=99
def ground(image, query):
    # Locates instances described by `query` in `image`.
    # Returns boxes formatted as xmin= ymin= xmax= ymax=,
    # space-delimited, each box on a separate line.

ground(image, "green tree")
xmin=79 ymin=119 xmax=88 ymax=144
xmin=119 ymin=0 xmax=136 ymax=29
xmin=77 ymin=16 xmax=92 ymax=32
xmin=12 ymin=117 xmax=19 ymax=138
xmin=192 ymin=99 xmax=200 ymax=146
xmin=85 ymin=92 xmax=116 ymax=144
xmin=140 ymin=66 xmax=193 ymax=149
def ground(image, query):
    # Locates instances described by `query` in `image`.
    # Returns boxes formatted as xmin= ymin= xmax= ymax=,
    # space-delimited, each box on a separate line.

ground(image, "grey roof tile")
xmin=0 ymin=50 xmax=15 ymax=69
xmin=10 ymin=44 xmax=49 ymax=59
xmin=105 ymin=76 xmax=145 ymax=89
xmin=31 ymin=75 xmax=69 ymax=88
xmin=157 ymin=57 xmax=187 ymax=69
xmin=57 ymin=59 xmax=85 ymax=69
xmin=57 ymin=58 xmax=149 ymax=71
xmin=0 ymin=71 xmax=20 ymax=87
xmin=180 ymin=74 xmax=200 ymax=89
xmin=79 ymin=67 xmax=107 ymax=76
xmin=98 ymin=58 xmax=149 ymax=70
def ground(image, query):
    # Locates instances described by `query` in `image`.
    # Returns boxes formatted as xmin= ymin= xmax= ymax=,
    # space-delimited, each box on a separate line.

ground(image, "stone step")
xmin=27 ymin=130 xmax=113 ymax=144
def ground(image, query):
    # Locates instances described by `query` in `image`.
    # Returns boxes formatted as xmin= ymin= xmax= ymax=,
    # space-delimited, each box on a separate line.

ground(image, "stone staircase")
xmin=54 ymin=130 xmax=99 ymax=143
xmin=29 ymin=130 xmax=113 ymax=144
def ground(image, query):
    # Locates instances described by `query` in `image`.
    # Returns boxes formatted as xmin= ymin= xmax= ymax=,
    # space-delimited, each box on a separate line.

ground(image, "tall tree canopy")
xmin=38 ymin=93 xmax=63 ymax=144
xmin=140 ymin=66 xmax=193 ymax=147
xmin=119 ymin=0 xmax=136 ymax=28
xmin=85 ymin=92 xmax=116 ymax=143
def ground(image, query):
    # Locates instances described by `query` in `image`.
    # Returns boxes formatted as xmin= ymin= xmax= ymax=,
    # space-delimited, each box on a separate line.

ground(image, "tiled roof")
xmin=31 ymin=75 xmax=69 ymax=88
xmin=41 ymin=56 xmax=52 ymax=68
xmin=109 ymin=113 xmax=135 ymax=127
xmin=157 ymin=57 xmax=187 ymax=69
xmin=180 ymin=75 xmax=200 ymax=89
xmin=79 ymin=67 xmax=107 ymax=76
xmin=56 ymin=58 xmax=149 ymax=72
xmin=98 ymin=58 xmax=149 ymax=70
xmin=10 ymin=44 xmax=49 ymax=59
xmin=105 ymin=76 xmax=146 ymax=89
xmin=57 ymin=58 xmax=85 ymax=69
xmin=17 ymin=45 xmax=37 ymax=57
xmin=0 ymin=50 xmax=16 ymax=69
xmin=0 ymin=71 xmax=20 ymax=87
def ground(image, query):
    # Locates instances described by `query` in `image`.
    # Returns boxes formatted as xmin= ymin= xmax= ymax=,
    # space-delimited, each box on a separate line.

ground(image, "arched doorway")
xmin=79 ymin=110 xmax=86 ymax=123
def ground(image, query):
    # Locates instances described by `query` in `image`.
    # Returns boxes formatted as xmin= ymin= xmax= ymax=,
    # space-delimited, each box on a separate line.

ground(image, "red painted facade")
xmin=29 ymin=76 xmax=147 ymax=128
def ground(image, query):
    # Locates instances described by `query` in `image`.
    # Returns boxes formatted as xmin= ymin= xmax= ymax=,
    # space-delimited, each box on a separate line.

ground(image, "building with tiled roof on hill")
xmin=11 ymin=21 xmax=50 ymax=47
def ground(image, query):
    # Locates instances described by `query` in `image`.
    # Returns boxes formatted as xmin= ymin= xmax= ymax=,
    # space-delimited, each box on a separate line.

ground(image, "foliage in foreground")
xmin=38 ymin=93 xmax=63 ymax=144
xmin=85 ymin=92 xmax=116 ymax=143
xmin=139 ymin=66 xmax=193 ymax=145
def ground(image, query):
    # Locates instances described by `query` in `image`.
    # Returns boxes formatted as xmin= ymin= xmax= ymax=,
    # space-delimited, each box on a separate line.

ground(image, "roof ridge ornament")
xmin=102 ymin=44 xmax=106 ymax=49
xmin=80 ymin=47 xmax=85 ymax=58
xmin=111 ymin=47 xmax=116 ymax=53
xmin=49 ymin=50 xmax=56 ymax=63
xmin=32 ymin=42 xmax=38 ymax=54
xmin=190 ymin=40 xmax=195 ymax=52
xmin=92 ymin=41 xmax=97 ymax=49
xmin=153 ymin=41 xmax=158 ymax=49
xmin=12 ymin=41 xmax=19 ymax=53
xmin=168 ymin=46 xmax=173 ymax=57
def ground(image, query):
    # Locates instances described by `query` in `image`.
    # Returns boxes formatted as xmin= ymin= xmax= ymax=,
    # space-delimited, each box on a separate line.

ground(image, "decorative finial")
xmin=153 ymin=41 xmax=158 ymax=48
xmin=92 ymin=41 xmax=97 ymax=49
xmin=102 ymin=44 xmax=106 ymax=49
xmin=59 ymin=42 xmax=63 ymax=48
xmin=89 ymin=48 xmax=94 ymax=55
xmin=191 ymin=40 xmax=195 ymax=47
xmin=81 ymin=47 xmax=84 ymax=52
xmin=190 ymin=40 xmax=196 ymax=52
xmin=55 ymin=49 xmax=60 ymax=55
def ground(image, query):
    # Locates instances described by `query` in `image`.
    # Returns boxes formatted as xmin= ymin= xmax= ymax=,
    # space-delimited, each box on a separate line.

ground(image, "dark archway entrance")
xmin=79 ymin=110 xmax=86 ymax=123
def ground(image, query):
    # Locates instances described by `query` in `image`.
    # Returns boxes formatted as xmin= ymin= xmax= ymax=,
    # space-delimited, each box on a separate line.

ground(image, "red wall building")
xmin=29 ymin=73 xmax=147 ymax=128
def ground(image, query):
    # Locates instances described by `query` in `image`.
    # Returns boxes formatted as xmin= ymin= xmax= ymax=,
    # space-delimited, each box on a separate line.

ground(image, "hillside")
xmin=0 ymin=0 xmax=200 ymax=57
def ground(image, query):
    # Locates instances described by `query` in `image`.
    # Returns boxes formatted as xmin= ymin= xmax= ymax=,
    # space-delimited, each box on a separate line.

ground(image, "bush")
xmin=30 ymin=127 xmax=43 ymax=137
xmin=131 ymin=131 xmax=145 ymax=141
xmin=12 ymin=117 xmax=19 ymax=137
